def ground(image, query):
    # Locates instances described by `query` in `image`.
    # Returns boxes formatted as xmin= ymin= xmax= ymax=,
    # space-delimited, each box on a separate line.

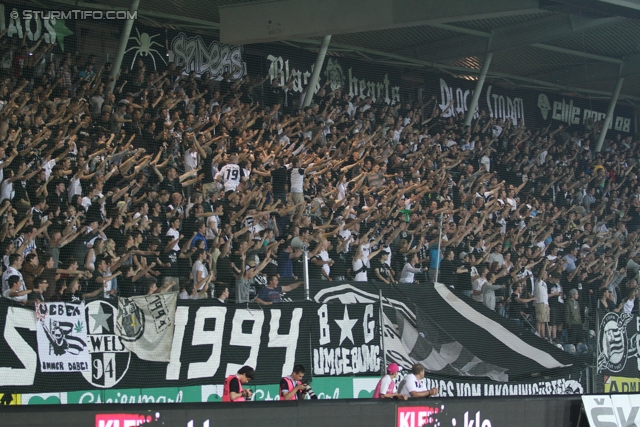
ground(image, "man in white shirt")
xmin=472 ymin=266 xmax=489 ymax=303
xmin=398 ymin=364 xmax=438 ymax=398
xmin=166 ymin=217 xmax=181 ymax=252
xmin=533 ymin=262 xmax=558 ymax=339
xmin=288 ymin=157 xmax=306 ymax=205
xmin=215 ymin=154 xmax=244 ymax=193
xmin=2 ymin=254 xmax=25 ymax=294
xmin=486 ymin=245 xmax=505 ymax=268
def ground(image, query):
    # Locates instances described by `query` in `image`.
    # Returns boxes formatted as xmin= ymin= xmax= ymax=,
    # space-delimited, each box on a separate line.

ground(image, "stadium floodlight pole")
xmin=434 ymin=212 xmax=444 ymax=284
xmin=302 ymin=35 xmax=332 ymax=108
xmin=595 ymin=76 xmax=624 ymax=152
xmin=108 ymin=0 xmax=141 ymax=95
xmin=303 ymin=246 xmax=310 ymax=301
xmin=463 ymin=52 xmax=493 ymax=128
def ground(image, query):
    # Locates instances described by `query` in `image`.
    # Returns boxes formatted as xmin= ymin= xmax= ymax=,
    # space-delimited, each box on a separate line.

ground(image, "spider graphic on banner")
xmin=125 ymin=28 xmax=167 ymax=70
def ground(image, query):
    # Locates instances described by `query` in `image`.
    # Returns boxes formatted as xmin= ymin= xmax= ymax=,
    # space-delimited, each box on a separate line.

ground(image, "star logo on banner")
xmin=335 ymin=306 xmax=357 ymax=346
xmin=90 ymin=303 xmax=112 ymax=333
xmin=52 ymin=20 xmax=74 ymax=52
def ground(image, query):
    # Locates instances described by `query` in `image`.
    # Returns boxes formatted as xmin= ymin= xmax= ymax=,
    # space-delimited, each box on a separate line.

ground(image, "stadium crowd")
xmin=0 ymin=34 xmax=639 ymax=349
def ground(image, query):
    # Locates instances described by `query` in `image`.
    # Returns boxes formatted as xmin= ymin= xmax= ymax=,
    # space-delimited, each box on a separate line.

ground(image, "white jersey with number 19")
xmin=216 ymin=163 xmax=243 ymax=192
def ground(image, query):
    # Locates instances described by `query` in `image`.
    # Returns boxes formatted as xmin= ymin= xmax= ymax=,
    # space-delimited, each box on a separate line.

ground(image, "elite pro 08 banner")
xmin=0 ymin=298 xmax=380 ymax=393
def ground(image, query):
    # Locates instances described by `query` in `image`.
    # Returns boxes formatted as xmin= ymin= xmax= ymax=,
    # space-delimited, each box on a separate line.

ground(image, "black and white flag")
xmin=35 ymin=302 xmax=89 ymax=372
xmin=115 ymin=292 xmax=177 ymax=362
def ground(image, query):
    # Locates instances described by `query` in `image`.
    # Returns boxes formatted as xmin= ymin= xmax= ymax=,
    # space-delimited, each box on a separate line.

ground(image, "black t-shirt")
xmin=88 ymin=271 xmax=104 ymax=295
xmin=47 ymin=191 xmax=68 ymax=210
xmin=456 ymin=261 xmax=472 ymax=293
xmin=228 ymin=376 xmax=241 ymax=394
xmin=118 ymin=276 xmax=139 ymax=298
xmin=216 ymin=256 xmax=234 ymax=285
xmin=161 ymin=247 xmax=180 ymax=271
xmin=28 ymin=290 xmax=45 ymax=302
xmin=105 ymin=225 xmax=127 ymax=248
xmin=159 ymin=178 xmax=181 ymax=195
xmin=509 ymin=292 xmax=528 ymax=318
xmin=271 ymin=166 xmax=289 ymax=194
xmin=310 ymin=254 xmax=324 ymax=279
xmin=329 ymin=249 xmax=348 ymax=279
xmin=373 ymin=259 xmax=392 ymax=282
xmin=61 ymin=292 xmax=82 ymax=303
xmin=439 ymin=259 xmax=457 ymax=288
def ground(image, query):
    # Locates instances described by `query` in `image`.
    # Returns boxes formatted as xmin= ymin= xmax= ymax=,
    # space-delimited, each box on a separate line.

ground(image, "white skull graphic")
xmin=538 ymin=94 xmax=551 ymax=120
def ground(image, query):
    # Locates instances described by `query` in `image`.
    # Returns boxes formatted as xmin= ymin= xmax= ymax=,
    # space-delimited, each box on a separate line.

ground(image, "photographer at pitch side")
xmin=280 ymin=364 xmax=316 ymax=400
xmin=222 ymin=366 xmax=255 ymax=402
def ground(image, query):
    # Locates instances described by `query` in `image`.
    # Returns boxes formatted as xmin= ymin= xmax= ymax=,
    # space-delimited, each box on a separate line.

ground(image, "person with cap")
xmin=222 ymin=365 xmax=255 ymax=402
xmin=373 ymin=363 xmax=407 ymax=400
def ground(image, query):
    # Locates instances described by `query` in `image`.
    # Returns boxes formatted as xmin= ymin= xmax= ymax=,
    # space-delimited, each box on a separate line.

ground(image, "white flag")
xmin=35 ymin=301 xmax=89 ymax=372
xmin=115 ymin=292 xmax=177 ymax=362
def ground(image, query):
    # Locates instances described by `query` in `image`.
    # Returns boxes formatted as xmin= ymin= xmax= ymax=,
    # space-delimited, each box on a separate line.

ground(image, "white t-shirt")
xmin=216 ymin=163 xmax=243 ymax=192
xmin=534 ymin=279 xmax=549 ymax=305
xmin=3 ymin=288 xmax=27 ymax=302
xmin=290 ymin=167 xmax=305 ymax=193
xmin=166 ymin=228 xmax=180 ymax=251
xmin=68 ymin=177 xmax=82 ymax=201
xmin=206 ymin=215 xmax=220 ymax=239
xmin=398 ymin=373 xmax=427 ymax=397
xmin=337 ymin=181 xmax=348 ymax=201
xmin=353 ymin=256 xmax=369 ymax=282
xmin=192 ymin=260 xmax=208 ymax=290
xmin=318 ymin=250 xmax=331 ymax=277
xmin=185 ymin=150 xmax=198 ymax=172
xmin=1 ymin=180 xmax=14 ymax=201
xmin=472 ymin=277 xmax=487 ymax=303
xmin=2 ymin=267 xmax=24 ymax=294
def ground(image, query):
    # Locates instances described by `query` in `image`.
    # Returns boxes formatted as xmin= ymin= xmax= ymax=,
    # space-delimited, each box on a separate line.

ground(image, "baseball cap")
xmin=387 ymin=363 xmax=399 ymax=374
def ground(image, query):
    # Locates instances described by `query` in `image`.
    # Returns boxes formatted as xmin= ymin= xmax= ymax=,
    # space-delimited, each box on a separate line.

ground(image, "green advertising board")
xmin=16 ymin=377 xmax=382 ymax=405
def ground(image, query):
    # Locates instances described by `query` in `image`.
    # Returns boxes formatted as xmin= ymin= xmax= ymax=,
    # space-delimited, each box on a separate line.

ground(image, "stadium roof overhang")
xmin=11 ymin=0 xmax=640 ymax=104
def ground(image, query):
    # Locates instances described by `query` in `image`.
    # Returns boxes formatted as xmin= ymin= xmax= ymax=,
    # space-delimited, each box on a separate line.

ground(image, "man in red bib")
xmin=280 ymin=364 xmax=308 ymax=400
xmin=222 ymin=366 xmax=255 ymax=402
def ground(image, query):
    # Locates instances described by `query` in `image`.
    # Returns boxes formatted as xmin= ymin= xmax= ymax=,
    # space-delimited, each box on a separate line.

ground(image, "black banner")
xmin=123 ymin=24 xmax=247 ymax=80
xmin=425 ymin=73 xmax=635 ymax=135
xmin=311 ymin=303 xmax=381 ymax=376
xmin=425 ymin=73 xmax=530 ymax=127
xmin=254 ymin=44 xmax=403 ymax=104
xmin=0 ymin=299 xmax=323 ymax=392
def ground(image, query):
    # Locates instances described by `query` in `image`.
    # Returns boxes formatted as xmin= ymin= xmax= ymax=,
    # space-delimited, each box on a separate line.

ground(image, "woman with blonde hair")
xmin=85 ymin=238 xmax=106 ymax=271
